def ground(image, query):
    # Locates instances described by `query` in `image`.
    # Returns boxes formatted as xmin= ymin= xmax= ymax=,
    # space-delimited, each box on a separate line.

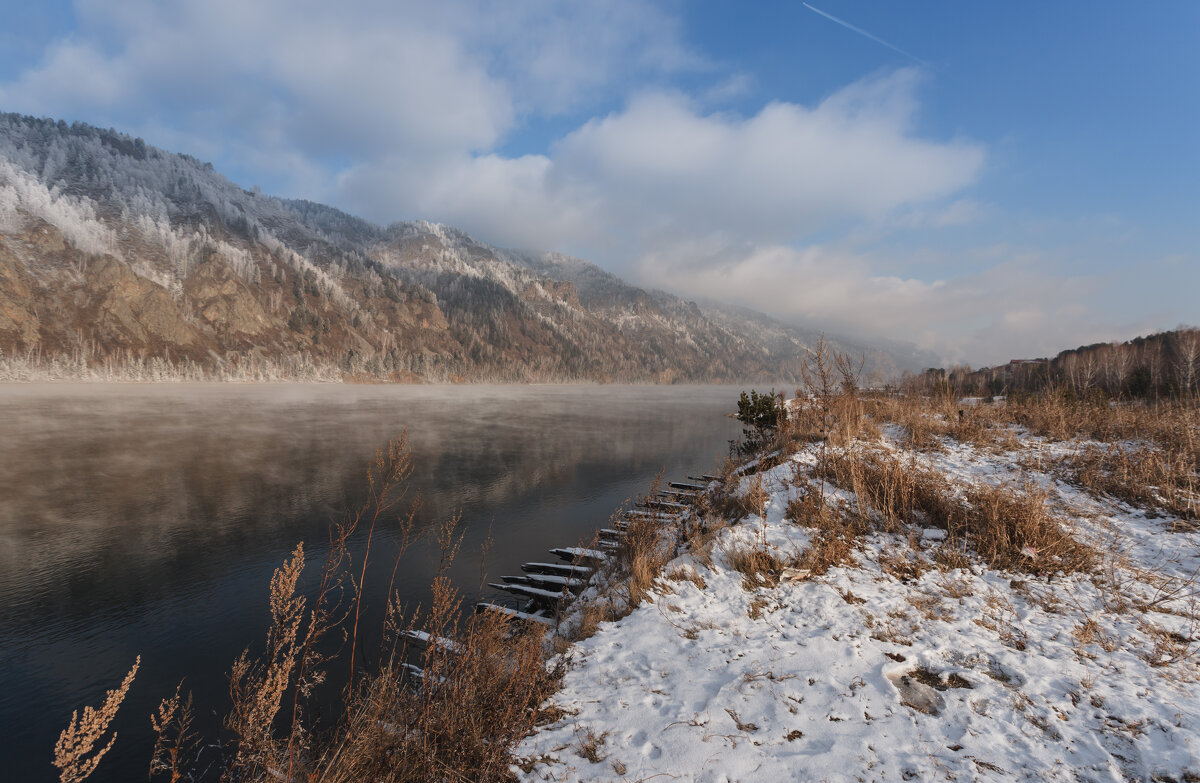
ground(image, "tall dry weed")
xmin=318 ymin=576 xmax=560 ymax=782
xmin=961 ymin=482 xmax=1093 ymax=573
xmin=816 ymin=449 xmax=961 ymax=534
xmin=722 ymin=540 xmax=784 ymax=589
xmin=1071 ymin=443 xmax=1198 ymax=521
xmin=53 ymin=656 xmax=139 ymax=783
xmin=148 ymin=681 xmax=197 ymax=783
xmin=225 ymin=543 xmax=307 ymax=778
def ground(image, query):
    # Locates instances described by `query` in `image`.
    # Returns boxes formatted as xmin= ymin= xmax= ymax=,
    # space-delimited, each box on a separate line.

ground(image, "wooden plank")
xmin=669 ymin=481 xmax=706 ymax=491
xmin=549 ymin=546 xmax=609 ymax=564
xmin=505 ymin=573 xmax=587 ymax=591
xmin=475 ymin=602 xmax=555 ymax=626
xmin=488 ymin=582 xmax=570 ymax=603
xmin=527 ymin=573 xmax=588 ymax=591
xmin=640 ymin=499 xmax=688 ymax=511
xmin=400 ymin=663 xmax=446 ymax=686
xmin=401 ymin=629 xmax=460 ymax=654
xmin=622 ymin=510 xmax=676 ymax=521
xmin=522 ymin=561 xmax=595 ymax=577
xmin=658 ymin=488 xmax=698 ymax=497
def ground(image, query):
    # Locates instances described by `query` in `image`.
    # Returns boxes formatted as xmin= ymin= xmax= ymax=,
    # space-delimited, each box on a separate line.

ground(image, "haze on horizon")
xmin=1 ymin=0 xmax=1195 ymax=367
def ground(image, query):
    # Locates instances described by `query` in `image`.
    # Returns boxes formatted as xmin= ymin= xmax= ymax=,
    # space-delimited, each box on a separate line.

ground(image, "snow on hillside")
xmin=516 ymin=423 xmax=1200 ymax=781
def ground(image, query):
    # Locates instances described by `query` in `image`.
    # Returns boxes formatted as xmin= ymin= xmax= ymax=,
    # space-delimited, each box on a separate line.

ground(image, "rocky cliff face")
xmin=0 ymin=113 xmax=926 ymax=382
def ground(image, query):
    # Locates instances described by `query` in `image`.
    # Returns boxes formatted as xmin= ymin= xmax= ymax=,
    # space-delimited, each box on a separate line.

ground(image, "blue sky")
xmin=0 ymin=0 xmax=1195 ymax=364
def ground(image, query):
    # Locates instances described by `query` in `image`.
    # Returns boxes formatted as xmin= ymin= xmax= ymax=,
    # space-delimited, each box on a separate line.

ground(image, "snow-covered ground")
xmin=516 ymin=429 xmax=1200 ymax=781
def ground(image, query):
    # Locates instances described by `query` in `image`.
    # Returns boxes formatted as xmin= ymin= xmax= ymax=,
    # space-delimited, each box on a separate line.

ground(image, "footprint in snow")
xmin=640 ymin=740 xmax=662 ymax=759
xmin=885 ymin=664 xmax=946 ymax=716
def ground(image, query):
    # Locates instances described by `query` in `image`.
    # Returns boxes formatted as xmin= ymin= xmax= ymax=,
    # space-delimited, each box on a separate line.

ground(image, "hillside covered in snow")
xmin=0 ymin=113 xmax=922 ymax=383
xmin=517 ymin=393 xmax=1200 ymax=781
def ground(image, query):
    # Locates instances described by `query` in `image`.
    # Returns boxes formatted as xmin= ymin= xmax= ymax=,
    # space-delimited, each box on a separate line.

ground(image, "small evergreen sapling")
xmin=736 ymin=389 xmax=787 ymax=454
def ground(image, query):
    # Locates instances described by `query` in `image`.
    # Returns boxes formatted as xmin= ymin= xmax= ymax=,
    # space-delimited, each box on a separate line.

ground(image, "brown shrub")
xmin=1071 ymin=443 xmax=1198 ymax=521
xmin=309 ymin=508 xmax=563 ymax=783
xmin=148 ymin=681 xmax=197 ymax=783
xmin=665 ymin=565 xmax=707 ymax=590
xmin=960 ymin=482 xmax=1093 ymax=573
xmin=707 ymin=477 xmax=755 ymax=523
xmin=815 ymin=448 xmax=961 ymax=535
xmin=783 ymin=479 xmax=860 ymax=575
xmin=317 ymin=611 xmax=560 ymax=783
xmin=803 ymin=433 xmax=1091 ymax=575
xmin=1006 ymin=395 xmax=1200 ymax=465
xmin=881 ymin=549 xmax=929 ymax=584
xmin=722 ymin=541 xmax=784 ymax=590
xmin=793 ymin=528 xmax=858 ymax=576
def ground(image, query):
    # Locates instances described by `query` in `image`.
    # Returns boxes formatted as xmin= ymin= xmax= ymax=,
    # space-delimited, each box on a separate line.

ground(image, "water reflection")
xmin=0 ymin=383 xmax=742 ymax=782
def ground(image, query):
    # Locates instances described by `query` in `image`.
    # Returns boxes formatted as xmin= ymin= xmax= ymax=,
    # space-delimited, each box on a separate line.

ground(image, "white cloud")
xmin=20 ymin=0 xmax=1123 ymax=364
xmin=338 ymin=70 xmax=984 ymax=256
xmin=1 ymin=0 xmax=695 ymax=166
xmin=632 ymin=237 xmax=1127 ymax=366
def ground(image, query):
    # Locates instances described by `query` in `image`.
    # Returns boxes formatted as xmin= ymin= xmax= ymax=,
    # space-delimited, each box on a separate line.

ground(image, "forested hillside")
xmin=0 ymin=113 xmax=917 ymax=382
xmin=907 ymin=328 xmax=1200 ymax=399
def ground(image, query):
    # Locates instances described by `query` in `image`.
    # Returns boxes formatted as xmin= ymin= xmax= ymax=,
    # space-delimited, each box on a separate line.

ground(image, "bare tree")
xmin=1176 ymin=327 xmax=1200 ymax=398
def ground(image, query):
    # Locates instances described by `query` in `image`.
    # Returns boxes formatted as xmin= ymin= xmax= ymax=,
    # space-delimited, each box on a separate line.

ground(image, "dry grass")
xmin=881 ymin=549 xmax=930 ymax=584
xmin=773 ymin=391 xmax=1133 ymax=581
xmin=235 ymin=509 xmax=565 ymax=783
xmin=816 ymin=448 xmax=962 ymax=535
xmin=665 ymin=565 xmax=707 ymax=590
xmin=620 ymin=511 xmax=675 ymax=607
xmin=857 ymin=392 xmax=1200 ymax=479
xmin=569 ymin=600 xmax=619 ymax=643
xmin=1072 ymin=619 xmax=1121 ymax=657
xmin=974 ymin=593 xmax=1029 ymax=651
xmin=574 ymin=727 xmax=607 ymax=763
xmin=706 ymin=474 xmax=759 ymax=524
xmin=794 ymin=528 xmax=858 ymax=576
xmin=961 ymin=482 xmax=1094 ymax=573
xmin=722 ymin=541 xmax=784 ymax=590
xmin=225 ymin=543 xmax=307 ymax=776
xmin=317 ymin=611 xmax=560 ymax=782
xmin=1008 ymin=395 xmax=1199 ymax=456
xmin=783 ymin=481 xmax=859 ymax=575
xmin=1070 ymin=443 xmax=1198 ymax=521
xmin=802 ymin=434 xmax=1092 ymax=576
xmin=747 ymin=597 xmax=771 ymax=619
xmin=148 ymin=681 xmax=196 ymax=783
xmin=53 ymin=657 xmax=139 ymax=783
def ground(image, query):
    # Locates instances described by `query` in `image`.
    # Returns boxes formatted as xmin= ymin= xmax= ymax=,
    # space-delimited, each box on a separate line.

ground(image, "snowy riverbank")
xmin=516 ymin=423 xmax=1200 ymax=781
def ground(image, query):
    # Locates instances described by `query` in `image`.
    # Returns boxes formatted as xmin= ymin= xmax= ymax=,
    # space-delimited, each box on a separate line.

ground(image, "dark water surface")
xmin=0 ymin=383 xmax=742 ymax=782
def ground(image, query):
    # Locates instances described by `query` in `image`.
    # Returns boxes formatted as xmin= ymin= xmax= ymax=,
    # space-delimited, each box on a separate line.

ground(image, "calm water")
xmin=0 ymin=383 xmax=743 ymax=782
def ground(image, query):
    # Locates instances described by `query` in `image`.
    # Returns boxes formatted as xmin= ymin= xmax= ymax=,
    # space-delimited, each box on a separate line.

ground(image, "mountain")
xmin=0 ymin=113 xmax=924 ymax=383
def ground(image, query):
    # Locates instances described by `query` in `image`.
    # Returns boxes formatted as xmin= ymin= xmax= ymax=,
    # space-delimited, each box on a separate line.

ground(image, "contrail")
xmin=802 ymin=3 xmax=924 ymax=65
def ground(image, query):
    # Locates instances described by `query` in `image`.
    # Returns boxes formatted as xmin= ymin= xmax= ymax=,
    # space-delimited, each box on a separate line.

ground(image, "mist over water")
xmin=0 ymin=383 xmax=744 ymax=782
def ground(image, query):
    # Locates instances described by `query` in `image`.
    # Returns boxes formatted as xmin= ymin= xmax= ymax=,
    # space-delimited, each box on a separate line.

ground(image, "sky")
xmin=0 ymin=0 xmax=1196 ymax=365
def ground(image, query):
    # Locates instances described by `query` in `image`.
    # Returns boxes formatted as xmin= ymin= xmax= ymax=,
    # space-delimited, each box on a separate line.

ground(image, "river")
xmin=0 ymin=383 xmax=746 ymax=782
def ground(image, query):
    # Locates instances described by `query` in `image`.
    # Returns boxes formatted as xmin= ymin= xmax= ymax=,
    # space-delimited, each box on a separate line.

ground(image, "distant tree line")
xmin=903 ymin=327 xmax=1200 ymax=401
